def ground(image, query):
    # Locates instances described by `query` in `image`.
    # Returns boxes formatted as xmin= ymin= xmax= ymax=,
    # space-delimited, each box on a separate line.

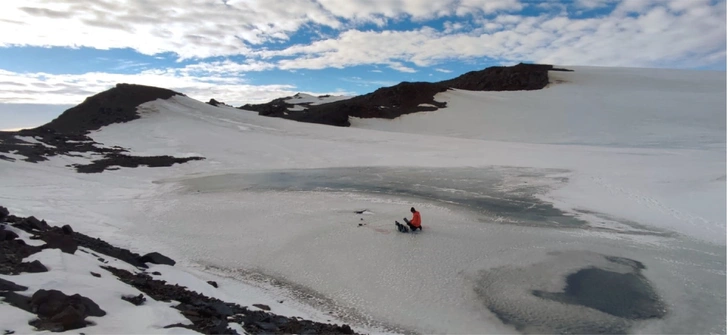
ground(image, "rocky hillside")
xmin=0 ymin=84 xmax=203 ymax=172
xmin=237 ymin=63 xmax=573 ymax=127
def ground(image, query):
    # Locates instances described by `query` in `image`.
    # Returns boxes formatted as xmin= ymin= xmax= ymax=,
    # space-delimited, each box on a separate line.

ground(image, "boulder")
xmin=121 ymin=294 xmax=146 ymax=306
xmin=207 ymin=281 xmax=218 ymax=288
xmin=0 ymin=206 xmax=8 ymax=221
xmin=139 ymin=252 xmax=175 ymax=266
xmin=25 ymin=217 xmax=50 ymax=231
xmin=22 ymin=260 xmax=48 ymax=273
xmin=41 ymin=233 xmax=78 ymax=254
xmin=30 ymin=289 xmax=106 ymax=318
xmin=61 ymin=225 xmax=73 ymax=235
xmin=2 ymin=229 xmax=19 ymax=241
xmin=0 ymin=278 xmax=28 ymax=291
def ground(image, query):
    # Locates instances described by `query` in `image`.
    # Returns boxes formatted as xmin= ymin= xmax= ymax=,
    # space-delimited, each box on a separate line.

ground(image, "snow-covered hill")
xmin=0 ymin=66 xmax=725 ymax=334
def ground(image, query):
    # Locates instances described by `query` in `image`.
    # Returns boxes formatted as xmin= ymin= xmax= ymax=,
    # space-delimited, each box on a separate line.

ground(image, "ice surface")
xmin=0 ymin=66 xmax=724 ymax=334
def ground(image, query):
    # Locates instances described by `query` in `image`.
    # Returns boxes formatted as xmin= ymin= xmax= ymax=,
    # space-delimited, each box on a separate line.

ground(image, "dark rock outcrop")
xmin=243 ymin=63 xmax=572 ymax=127
xmin=43 ymin=84 xmax=182 ymax=135
xmin=28 ymin=289 xmax=105 ymax=332
xmin=139 ymin=252 xmax=176 ymax=266
xmin=2 ymin=206 xmax=359 ymax=335
xmin=71 ymin=154 xmax=204 ymax=174
xmin=103 ymin=266 xmax=358 ymax=335
xmin=207 ymin=99 xmax=230 ymax=107
xmin=121 ymin=294 xmax=146 ymax=306
xmin=41 ymin=232 xmax=78 ymax=254
xmin=0 ymin=278 xmax=28 ymax=291
xmin=253 ymin=304 xmax=271 ymax=311
xmin=0 ymin=206 xmax=8 ymax=221
xmin=0 ymin=84 xmax=204 ymax=173
xmin=0 ymin=237 xmax=43 ymax=275
xmin=21 ymin=260 xmax=49 ymax=273
xmin=207 ymin=281 xmax=218 ymax=288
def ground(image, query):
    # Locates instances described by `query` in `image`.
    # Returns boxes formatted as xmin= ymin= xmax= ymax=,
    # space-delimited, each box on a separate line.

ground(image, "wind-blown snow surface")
xmin=285 ymin=93 xmax=351 ymax=111
xmin=0 ymin=66 xmax=725 ymax=333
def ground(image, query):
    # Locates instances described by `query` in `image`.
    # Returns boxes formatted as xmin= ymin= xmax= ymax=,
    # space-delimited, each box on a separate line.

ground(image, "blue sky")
xmin=0 ymin=0 xmax=725 ymax=130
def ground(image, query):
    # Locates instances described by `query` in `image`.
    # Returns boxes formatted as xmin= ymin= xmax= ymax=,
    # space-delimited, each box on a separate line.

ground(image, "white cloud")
xmin=257 ymin=0 xmax=725 ymax=70
xmin=0 ymin=0 xmax=341 ymax=59
xmin=387 ymin=62 xmax=417 ymax=73
xmin=435 ymin=68 xmax=453 ymax=73
xmin=0 ymin=69 xmax=336 ymax=106
xmin=575 ymin=0 xmax=617 ymax=9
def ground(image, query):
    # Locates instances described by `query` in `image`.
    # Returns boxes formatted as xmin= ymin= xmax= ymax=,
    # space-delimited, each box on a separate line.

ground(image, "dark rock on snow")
xmin=28 ymin=289 xmax=105 ymax=332
xmin=0 ymin=84 xmax=204 ymax=173
xmin=90 ymin=272 xmax=101 ymax=278
xmin=139 ymin=252 xmax=176 ymax=266
xmin=41 ymin=232 xmax=78 ymax=254
xmin=61 ymin=225 xmax=73 ymax=235
xmin=0 ymin=278 xmax=28 ymax=291
xmin=243 ymin=63 xmax=572 ymax=127
xmin=2 ymin=207 xmax=358 ymax=334
xmin=253 ymin=304 xmax=271 ymax=311
xmin=0 ymin=229 xmax=19 ymax=241
xmin=121 ymin=294 xmax=146 ymax=306
xmin=0 ymin=206 xmax=8 ymax=221
xmin=207 ymin=280 xmax=218 ymax=288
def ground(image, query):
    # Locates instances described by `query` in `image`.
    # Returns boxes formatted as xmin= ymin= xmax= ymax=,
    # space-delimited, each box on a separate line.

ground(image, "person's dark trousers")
xmin=404 ymin=218 xmax=421 ymax=231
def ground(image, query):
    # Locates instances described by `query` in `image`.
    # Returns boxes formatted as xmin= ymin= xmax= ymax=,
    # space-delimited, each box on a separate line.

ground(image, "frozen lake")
xmin=138 ymin=167 xmax=725 ymax=334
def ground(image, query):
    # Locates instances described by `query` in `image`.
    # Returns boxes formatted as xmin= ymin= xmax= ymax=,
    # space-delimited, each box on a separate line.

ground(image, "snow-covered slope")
xmin=284 ymin=93 xmax=351 ymax=108
xmin=0 ymin=66 xmax=725 ymax=334
xmin=351 ymin=66 xmax=726 ymax=150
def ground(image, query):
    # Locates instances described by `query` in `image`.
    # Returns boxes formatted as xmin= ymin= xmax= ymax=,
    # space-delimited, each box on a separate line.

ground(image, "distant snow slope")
xmin=350 ymin=66 xmax=726 ymax=150
xmin=284 ymin=93 xmax=351 ymax=111
xmin=0 ymin=66 xmax=724 ymax=334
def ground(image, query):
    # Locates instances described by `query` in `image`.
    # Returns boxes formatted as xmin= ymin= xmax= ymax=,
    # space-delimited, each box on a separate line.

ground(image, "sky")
xmin=0 ymin=0 xmax=725 ymax=130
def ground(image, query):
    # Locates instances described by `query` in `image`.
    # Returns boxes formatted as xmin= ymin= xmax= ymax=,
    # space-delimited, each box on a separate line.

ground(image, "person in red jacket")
xmin=404 ymin=207 xmax=422 ymax=231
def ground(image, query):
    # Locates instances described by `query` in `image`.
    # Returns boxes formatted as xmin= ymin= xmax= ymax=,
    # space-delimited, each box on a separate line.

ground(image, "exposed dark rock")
xmin=242 ymin=63 xmax=571 ymax=127
xmin=90 ymin=272 xmax=101 ymax=278
xmin=207 ymin=99 xmax=230 ymax=107
xmin=31 ymin=289 xmax=106 ymax=318
xmin=61 ymin=225 xmax=73 ymax=235
xmin=26 ymin=289 xmax=105 ymax=332
xmin=207 ymin=281 xmax=218 ymax=288
xmin=440 ymin=63 xmax=556 ymax=91
xmin=21 ymin=260 xmax=48 ymax=273
xmin=71 ymin=154 xmax=204 ymax=174
xmin=102 ymin=266 xmax=359 ymax=335
xmin=0 ymin=291 xmax=33 ymax=313
xmin=152 ymin=271 xmax=161 ymax=276
xmin=139 ymin=252 xmax=176 ymax=266
xmin=0 ymin=278 xmax=28 ymax=291
xmin=0 ymin=83 xmax=204 ymax=173
xmin=20 ymin=216 xmax=49 ymax=232
xmin=41 ymin=232 xmax=78 ymax=254
xmin=253 ymin=304 xmax=271 ymax=311
xmin=2 ymin=230 xmax=19 ymax=241
xmin=121 ymin=294 xmax=146 ymax=306
xmin=0 ymin=206 xmax=8 ymax=220
xmin=2 ymin=206 xmax=359 ymax=335
xmin=0 ymin=237 xmax=43 ymax=275
xmin=43 ymin=83 xmax=182 ymax=135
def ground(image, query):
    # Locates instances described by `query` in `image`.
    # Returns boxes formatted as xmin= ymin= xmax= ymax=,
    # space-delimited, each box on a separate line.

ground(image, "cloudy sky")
xmin=0 ymin=0 xmax=725 ymax=130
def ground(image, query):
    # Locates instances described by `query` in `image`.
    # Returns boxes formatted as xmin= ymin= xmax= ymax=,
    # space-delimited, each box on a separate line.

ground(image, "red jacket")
xmin=410 ymin=211 xmax=421 ymax=227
